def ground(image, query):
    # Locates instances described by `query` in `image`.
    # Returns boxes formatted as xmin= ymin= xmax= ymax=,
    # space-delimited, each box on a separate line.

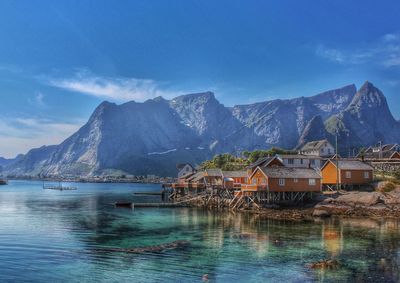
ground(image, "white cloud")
xmin=0 ymin=118 xmax=82 ymax=158
xmin=48 ymin=71 xmax=177 ymax=102
xmin=316 ymin=33 xmax=400 ymax=68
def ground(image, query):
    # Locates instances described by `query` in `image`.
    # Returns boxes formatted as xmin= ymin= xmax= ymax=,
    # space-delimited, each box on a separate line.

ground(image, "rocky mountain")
xmin=325 ymin=81 xmax=400 ymax=149
xmin=3 ymin=81 xmax=399 ymax=177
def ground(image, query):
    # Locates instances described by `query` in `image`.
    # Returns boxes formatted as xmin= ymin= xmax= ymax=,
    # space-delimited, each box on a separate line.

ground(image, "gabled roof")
xmin=259 ymin=167 xmax=321 ymax=179
xmin=363 ymin=151 xmax=400 ymax=160
xmin=176 ymin=163 xmax=194 ymax=170
xmin=301 ymin=139 xmax=330 ymax=151
xmin=322 ymin=159 xmax=373 ymax=171
xmin=364 ymin=143 xmax=399 ymax=153
xmin=382 ymin=143 xmax=399 ymax=151
xmin=187 ymin=171 xmax=205 ymax=182
xmin=205 ymin=168 xmax=223 ymax=177
xmin=247 ymin=156 xmax=283 ymax=169
xmin=179 ymin=171 xmax=196 ymax=180
xmin=222 ymin=171 xmax=248 ymax=178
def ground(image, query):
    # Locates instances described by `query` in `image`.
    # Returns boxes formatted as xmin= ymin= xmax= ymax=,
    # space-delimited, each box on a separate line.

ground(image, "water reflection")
xmin=1 ymin=181 xmax=400 ymax=282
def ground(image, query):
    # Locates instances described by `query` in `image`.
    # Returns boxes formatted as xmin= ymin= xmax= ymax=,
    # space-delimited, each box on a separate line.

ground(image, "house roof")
xmin=222 ymin=171 xmax=248 ymax=178
xmin=301 ymin=139 xmax=330 ymax=151
xmin=324 ymin=160 xmax=373 ymax=170
xmin=176 ymin=163 xmax=193 ymax=170
xmin=382 ymin=144 xmax=398 ymax=151
xmin=179 ymin=171 xmax=196 ymax=180
xmin=278 ymin=154 xmax=322 ymax=159
xmin=205 ymin=168 xmax=223 ymax=177
xmin=187 ymin=172 xmax=205 ymax=182
xmin=363 ymin=151 xmax=400 ymax=160
xmin=364 ymin=143 xmax=399 ymax=153
xmin=247 ymin=156 xmax=283 ymax=169
xmin=258 ymin=167 xmax=321 ymax=179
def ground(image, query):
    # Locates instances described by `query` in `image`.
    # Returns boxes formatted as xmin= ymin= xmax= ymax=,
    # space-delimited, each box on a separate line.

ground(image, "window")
xmin=328 ymin=149 xmax=331 ymax=154
xmin=364 ymin=171 xmax=370 ymax=179
xmin=309 ymin=178 xmax=316 ymax=186
xmin=252 ymin=179 xmax=257 ymax=184
xmin=262 ymin=178 xmax=267 ymax=184
xmin=310 ymin=159 xmax=315 ymax=165
xmin=279 ymin=178 xmax=285 ymax=186
xmin=300 ymin=159 xmax=303 ymax=165
xmin=293 ymin=178 xmax=298 ymax=183
xmin=288 ymin=159 xmax=294 ymax=165
xmin=345 ymin=171 xmax=351 ymax=179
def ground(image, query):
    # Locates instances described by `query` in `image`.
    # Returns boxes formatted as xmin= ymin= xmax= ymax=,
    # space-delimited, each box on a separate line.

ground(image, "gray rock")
xmin=336 ymin=192 xmax=382 ymax=207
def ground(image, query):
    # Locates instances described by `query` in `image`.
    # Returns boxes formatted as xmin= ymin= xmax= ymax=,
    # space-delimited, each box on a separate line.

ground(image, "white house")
xmin=300 ymin=139 xmax=335 ymax=157
xmin=177 ymin=163 xmax=195 ymax=179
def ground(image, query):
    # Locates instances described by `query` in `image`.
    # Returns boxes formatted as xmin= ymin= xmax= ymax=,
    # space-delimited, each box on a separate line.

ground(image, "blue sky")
xmin=1 ymin=0 xmax=400 ymax=157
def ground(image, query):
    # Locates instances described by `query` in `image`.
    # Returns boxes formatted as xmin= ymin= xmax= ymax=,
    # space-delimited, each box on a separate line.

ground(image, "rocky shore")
xmin=313 ymin=190 xmax=400 ymax=218
xmin=247 ymin=187 xmax=400 ymax=221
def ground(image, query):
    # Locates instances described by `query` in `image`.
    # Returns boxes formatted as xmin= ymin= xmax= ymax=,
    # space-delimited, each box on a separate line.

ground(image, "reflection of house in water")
xmin=322 ymin=221 xmax=343 ymax=257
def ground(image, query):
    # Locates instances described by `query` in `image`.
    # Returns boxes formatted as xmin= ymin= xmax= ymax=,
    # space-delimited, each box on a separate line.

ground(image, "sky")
xmin=0 ymin=0 xmax=400 ymax=158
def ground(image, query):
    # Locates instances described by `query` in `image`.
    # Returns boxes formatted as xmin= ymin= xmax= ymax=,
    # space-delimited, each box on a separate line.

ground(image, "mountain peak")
xmin=172 ymin=91 xmax=215 ymax=102
xmin=348 ymin=81 xmax=386 ymax=110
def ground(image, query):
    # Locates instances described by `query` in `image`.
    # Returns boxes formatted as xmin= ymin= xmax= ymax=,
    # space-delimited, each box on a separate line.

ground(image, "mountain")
xmin=325 ymin=81 xmax=400 ymax=149
xmin=3 ymin=81 xmax=399 ymax=177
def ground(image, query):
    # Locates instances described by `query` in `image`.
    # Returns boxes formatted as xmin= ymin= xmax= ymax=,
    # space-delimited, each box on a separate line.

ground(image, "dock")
xmin=133 ymin=192 xmax=163 ymax=195
xmin=133 ymin=203 xmax=189 ymax=207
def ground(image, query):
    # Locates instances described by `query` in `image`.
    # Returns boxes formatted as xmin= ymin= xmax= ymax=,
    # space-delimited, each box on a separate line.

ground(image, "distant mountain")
xmin=3 ymin=81 xmax=399 ymax=177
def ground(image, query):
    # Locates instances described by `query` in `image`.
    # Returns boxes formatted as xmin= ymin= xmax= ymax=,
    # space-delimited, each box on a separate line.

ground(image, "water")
xmin=0 ymin=180 xmax=400 ymax=282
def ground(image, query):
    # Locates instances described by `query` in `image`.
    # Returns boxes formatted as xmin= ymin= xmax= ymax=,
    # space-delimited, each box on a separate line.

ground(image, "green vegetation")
xmin=199 ymin=154 xmax=248 ymax=171
xmin=200 ymin=147 xmax=297 ymax=170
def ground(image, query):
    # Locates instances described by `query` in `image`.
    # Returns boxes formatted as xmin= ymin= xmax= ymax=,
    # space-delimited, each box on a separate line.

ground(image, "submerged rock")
xmin=308 ymin=259 xmax=340 ymax=269
xmin=94 ymin=240 xmax=190 ymax=254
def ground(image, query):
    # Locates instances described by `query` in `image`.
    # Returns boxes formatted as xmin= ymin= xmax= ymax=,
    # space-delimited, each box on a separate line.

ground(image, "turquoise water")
xmin=0 ymin=180 xmax=400 ymax=282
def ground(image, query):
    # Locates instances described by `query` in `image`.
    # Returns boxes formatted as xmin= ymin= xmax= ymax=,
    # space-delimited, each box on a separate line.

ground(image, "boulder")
xmin=336 ymin=192 xmax=381 ymax=206
xmin=312 ymin=209 xmax=330 ymax=217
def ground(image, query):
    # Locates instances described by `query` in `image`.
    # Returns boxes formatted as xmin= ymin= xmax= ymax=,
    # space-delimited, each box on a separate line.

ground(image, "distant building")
xmin=358 ymin=143 xmax=400 ymax=161
xmin=176 ymin=163 xmax=195 ymax=179
xmin=300 ymin=139 xmax=335 ymax=157
xmin=277 ymin=154 xmax=324 ymax=169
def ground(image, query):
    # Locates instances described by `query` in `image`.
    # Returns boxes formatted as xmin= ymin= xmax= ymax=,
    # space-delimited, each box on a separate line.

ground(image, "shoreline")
xmin=5 ymin=177 xmax=168 ymax=185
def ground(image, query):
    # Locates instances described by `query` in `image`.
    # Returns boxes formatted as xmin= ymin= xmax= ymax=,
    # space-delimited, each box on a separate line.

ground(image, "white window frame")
xmin=345 ymin=171 xmax=351 ymax=179
xmin=293 ymin=178 xmax=298 ymax=183
xmin=278 ymin=178 xmax=285 ymax=186
xmin=309 ymin=178 xmax=316 ymax=186
xmin=364 ymin=171 xmax=370 ymax=179
xmin=287 ymin=159 xmax=294 ymax=165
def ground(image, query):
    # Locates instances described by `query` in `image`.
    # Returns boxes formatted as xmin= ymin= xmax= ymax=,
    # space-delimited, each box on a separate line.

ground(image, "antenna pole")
xmin=336 ymin=134 xmax=339 ymax=192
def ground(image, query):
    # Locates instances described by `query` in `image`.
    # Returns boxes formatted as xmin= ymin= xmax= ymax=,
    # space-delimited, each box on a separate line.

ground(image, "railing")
xmin=240 ymin=184 xmax=268 ymax=191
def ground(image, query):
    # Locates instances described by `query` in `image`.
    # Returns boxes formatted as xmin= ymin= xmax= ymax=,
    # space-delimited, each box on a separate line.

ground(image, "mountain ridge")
xmin=2 ymin=81 xmax=399 ymax=177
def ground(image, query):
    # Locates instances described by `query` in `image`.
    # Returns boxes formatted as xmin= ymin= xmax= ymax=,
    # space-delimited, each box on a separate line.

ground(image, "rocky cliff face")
xmin=3 ymin=82 xmax=399 ymax=176
xmin=325 ymin=82 xmax=400 ymax=149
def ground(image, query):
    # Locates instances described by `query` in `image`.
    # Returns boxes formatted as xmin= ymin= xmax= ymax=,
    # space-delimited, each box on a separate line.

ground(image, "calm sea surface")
xmin=0 ymin=180 xmax=399 ymax=282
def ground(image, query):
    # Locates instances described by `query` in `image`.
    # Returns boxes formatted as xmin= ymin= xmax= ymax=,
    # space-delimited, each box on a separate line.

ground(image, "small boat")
xmin=0 ymin=178 xmax=8 ymax=185
xmin=115 ymin=202 xmax=134 ymax=208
